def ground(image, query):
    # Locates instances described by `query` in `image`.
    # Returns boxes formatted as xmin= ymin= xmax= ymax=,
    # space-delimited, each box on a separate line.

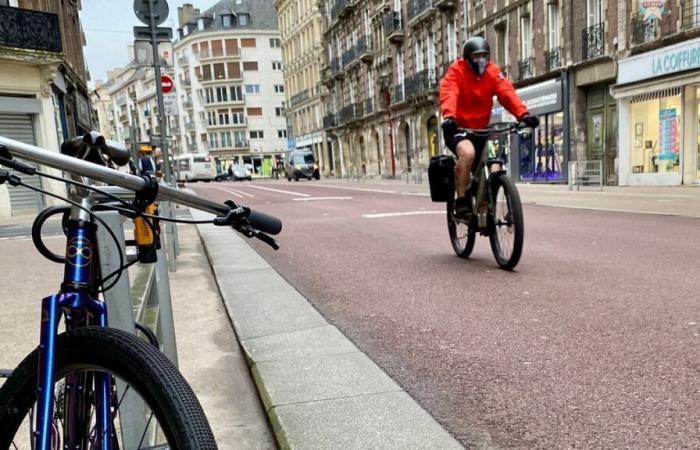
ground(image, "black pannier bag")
xmin=428 ymin=154 xmax=455 ymax=202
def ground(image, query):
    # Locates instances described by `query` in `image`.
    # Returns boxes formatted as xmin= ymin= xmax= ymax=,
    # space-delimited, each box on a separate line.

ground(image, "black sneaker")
xmin=454 ymin=196 xmax=471 ymax=219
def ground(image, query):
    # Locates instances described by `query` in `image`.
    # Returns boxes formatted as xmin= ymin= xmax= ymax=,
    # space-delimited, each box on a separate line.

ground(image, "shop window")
xmin=519 ymin=112 xmax=565 ymax=182
xmin=629 ymin=88 xmax=682 ymax=174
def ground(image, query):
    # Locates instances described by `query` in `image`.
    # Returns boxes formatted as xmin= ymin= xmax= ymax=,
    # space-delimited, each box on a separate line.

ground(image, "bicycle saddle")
xmin=61 ymin=131 xmax=131 ymax=167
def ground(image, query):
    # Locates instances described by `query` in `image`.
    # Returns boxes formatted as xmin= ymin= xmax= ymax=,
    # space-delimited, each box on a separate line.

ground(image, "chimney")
xmin=178 ymin=3 xmax=196 ymax=27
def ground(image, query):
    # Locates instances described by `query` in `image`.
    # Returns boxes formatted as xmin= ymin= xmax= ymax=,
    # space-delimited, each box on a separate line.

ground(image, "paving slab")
xmin=241 ymin=325 xmax=358 ymax=362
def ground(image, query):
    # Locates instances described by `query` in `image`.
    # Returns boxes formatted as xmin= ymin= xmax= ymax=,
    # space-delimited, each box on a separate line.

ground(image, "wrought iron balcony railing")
xmin=356 ymin=35 xmax=373 ymax=62
xmin=323 ymin=113 xmax=337 ymax=128
xmin=632 ymin=15 xmax=661 ymax=45
xmin=405 ymin=68 xmax=438 ymax=96
xmin=392 ymin=83 xmax=406 ymax=103
xmin=383 ymin=11 xmax=404 ymax=41
xmin=342 ymin=47 xmax=356 ymax=68
xmin=407 ymin=0 xmax=434 ymax=24
xmin=517 ymin=57 xmax=534 ymax=80
xmin=291 ymin=89 xmax=311 ymax=107
xmin=582 ymin=23 xmax=604 ymax=61
xmin=545 ymin=47 xmax=561 ymax=72
xmin=338 ymin=104 xmax=355 ymax=124
xmin=364 ymin=97 xmax=374 ymax=115
xmin=0 ymin=5 xmax=62 ymax=53
xmin=331 ymin=0 xmax=345 ymax=21
xmin=682 ymin=0 xmax=700 ymax=30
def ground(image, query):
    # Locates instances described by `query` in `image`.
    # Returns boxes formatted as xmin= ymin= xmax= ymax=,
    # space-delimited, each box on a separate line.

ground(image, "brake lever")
xmin=254 ymin=232 xmax=280 ymax=250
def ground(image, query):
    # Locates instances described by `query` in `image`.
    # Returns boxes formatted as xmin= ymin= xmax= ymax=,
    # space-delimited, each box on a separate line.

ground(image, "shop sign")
xmin=640 ymin=0 xmax=666 ymax=20
xmin=491 ymin=79 xmax=563 ymax=122
xmin=618 ymin=37 xmax=700 ymax=85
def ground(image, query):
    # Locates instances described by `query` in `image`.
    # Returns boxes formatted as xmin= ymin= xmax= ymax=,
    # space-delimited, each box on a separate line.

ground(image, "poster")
xmin=658 ymin=108 xmax=678 ymax=161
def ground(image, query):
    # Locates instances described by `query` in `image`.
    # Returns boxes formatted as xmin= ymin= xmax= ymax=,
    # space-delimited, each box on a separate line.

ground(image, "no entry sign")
xmin=161 ymin=74 xmax=174 ymax=94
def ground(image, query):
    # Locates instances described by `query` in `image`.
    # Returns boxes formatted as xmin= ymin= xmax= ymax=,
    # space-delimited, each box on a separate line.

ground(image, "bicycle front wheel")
xmin=0 ymin=327 xmax=217 ymax=449
xmin=446 ymin=192 xmax=476 ymax=258
xmin=488 ymin=174 xmax=524 ymax=270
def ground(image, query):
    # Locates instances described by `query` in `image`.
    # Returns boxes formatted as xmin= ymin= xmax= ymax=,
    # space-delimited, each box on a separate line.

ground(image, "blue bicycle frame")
xmin=36 ymin=218 xmax=113 ymax=449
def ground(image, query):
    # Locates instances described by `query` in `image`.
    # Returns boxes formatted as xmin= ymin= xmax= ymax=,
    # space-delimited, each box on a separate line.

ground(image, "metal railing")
xmin=342 ymin=47 xmax=356 ymax=67
xmin=364 ymin=97 xmax=374 ymax=115
xmin=545 ymin=47 xmax=561 ymax=72
xmin=323 ymin=113 xmax=337 ymax=128
xmin=356 ymin=35 xmax=372 ymax=60
xmin=517 ymin=57 xmax=534 ymax=80
xmin=384 ymin=11 xmax=403 ymax=37
xmin=405 ymin=68 xmax=438 ymax=96
xmin=291 ymin=89 xmax=310 ymax=107
xmin=0 ymin=5 xmax=62 ymax=53
xmin=632 ymin=15 xmax=661 ymax=45
xmin=568 ymin=160 xmax=603 ymax=191
xmin=393 ymin=83 xmax=405 ymax=103
xmin=338 ymin=104 xmax=355 ymax=124
xmin=582 ymin=23 xmax=605 ymax=61
xmin=682 ymin=0 xmax=700 ymax=29
xmin=407 ymin=0 xmax=433 ymax=23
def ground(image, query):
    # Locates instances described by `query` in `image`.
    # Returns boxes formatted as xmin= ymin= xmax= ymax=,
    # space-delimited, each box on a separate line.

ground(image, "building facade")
xmin=0 ymin=0 xmax=90 ymax=217
xmin=173 ymin=1 xmax=288 ymax=176
xmin=275 ymin=0 xmax=329 ymax=175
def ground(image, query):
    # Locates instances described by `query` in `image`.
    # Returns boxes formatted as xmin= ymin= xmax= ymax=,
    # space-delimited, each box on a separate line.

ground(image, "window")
xmin=225 ymin=39 xmax=238 ymax=56
xmin=496 ymin=23 xmax=507 ymax=67
xmin=520 ymin=16 xmax=531 ymax=59
xmin=275 ymin=106 xmax=285 ymax=116
xmin=201 ymin=65 xmax=212 ymax=81
xmin=207 ymin=111 xmax=217 ymax=125
xmin=587 ymin=0 xmax=602 ymax=26
xmin=238 ymin=14 xmax=249 ymax=26
xmin=212 ymin=40 xmax=223 ymax=57
xmin=216 ymin=86 xmax=228 ymax=103
xmin=198 ymin=18 xmax=205 ymax=31
xmin=218 ymin=110 xmax=230 ymax=125
xmin=243 ymin=61 xmax=259 ymax=71
xmin=447 ymin=20 xmax=457 ymax=62
xmin=245 ymin=84 xmax=261 ymax=94
xmin=250 ymin=130 xmax=264 ymax=139
xmin=232 ymin=111 xmax=245 ymax=124
xmin=241 ymin=38 xmax=256 ymax=48
xmin=221 ymin=131 xmax=232 ymax=147
xmin=629 ymin=89 xmax=682 ymax=174
xmin=270 ymin=38 xmax=281 ymax=48
xmin=278 ymin=129 xmax=288 ymax=138
xmin=214 ymin=63 xmax=225 ymax=79
xmin=227 ymin=62 xmax=241 ymax=79
xmin=415 ymin=40 xmax=423 ymax=71
xmin=274 ymin=85 xmax=285 ymax=93
xmin=272 ymin=61 xmax=283 ymax=71
xmin=205 ymin=88 xmax=214 ymax=104
xmin=548 ymin=4 xmax=560 ymax=50
xmin=222 ymin=15 xmax=232 ymax=28
xmin=209 ymin=132 xmax=219 ymax=148
xmin=230 ymin=85 xmax=244 ymax=101
xmin=247 ymin=107 xmax=263 ymax=116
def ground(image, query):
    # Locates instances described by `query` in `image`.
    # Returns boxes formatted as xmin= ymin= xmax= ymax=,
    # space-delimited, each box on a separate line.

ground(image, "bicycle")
xmin=446 ymin=122 xmax=527 ymax=270
xmin=0 ymin=132 xmax=282 ymax=449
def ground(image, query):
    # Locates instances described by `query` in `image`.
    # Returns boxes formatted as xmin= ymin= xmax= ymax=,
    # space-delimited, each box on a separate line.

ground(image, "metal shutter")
xmin=0 ymin=114 xmax=44 ymax=214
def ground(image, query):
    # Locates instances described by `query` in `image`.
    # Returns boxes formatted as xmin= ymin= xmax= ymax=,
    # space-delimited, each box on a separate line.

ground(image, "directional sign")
xmin=133 ymin=26 xmax=173 ymax=42
xmin=160 ymin=75 xmax=174 ymax=94
xmin=134 ymin=0 xmax=169 ymax=26
xmin=134 ymin=40 xmax=174 ymax=67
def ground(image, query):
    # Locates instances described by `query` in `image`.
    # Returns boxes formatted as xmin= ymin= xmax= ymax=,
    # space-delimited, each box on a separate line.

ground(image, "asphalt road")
xmin=192 ymin=179 xmax=700 ymax=449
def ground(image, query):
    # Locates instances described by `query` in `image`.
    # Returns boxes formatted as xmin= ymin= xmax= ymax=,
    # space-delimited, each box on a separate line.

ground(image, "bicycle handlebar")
xmin=459 ymin=121 xmax=529 ymax=136
xmin=0 ymin=135 xmax=282 ymax=235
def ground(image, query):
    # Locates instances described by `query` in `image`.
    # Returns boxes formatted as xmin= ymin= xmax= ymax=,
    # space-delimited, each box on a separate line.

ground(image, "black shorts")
xmin=445 ymin=131 xmax=489 ymax=170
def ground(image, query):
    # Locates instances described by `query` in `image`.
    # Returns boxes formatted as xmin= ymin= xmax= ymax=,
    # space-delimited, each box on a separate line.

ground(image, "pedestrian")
xmin=138 ymin=146 xmax=156 ymax=176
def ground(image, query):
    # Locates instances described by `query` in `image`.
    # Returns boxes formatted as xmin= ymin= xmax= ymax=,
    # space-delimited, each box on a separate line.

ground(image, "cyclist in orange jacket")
xmin=440 ymin=36 xmax=539 ymax=217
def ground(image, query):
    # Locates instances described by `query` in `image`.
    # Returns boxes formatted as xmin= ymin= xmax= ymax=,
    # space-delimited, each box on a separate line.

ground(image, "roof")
xmin=180 ymin=0 xmax=279 ymax=36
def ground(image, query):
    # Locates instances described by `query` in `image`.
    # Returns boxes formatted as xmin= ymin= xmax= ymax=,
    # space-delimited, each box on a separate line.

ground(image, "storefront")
xmin=613 ymin=37 xmax=700 ymax=186
xmin=491 ymin=78 xmax=569 ymax=183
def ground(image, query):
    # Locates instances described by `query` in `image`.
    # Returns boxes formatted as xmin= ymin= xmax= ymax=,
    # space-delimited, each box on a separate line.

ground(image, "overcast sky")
xmin=80 ymin=0 xmax=220 ymax=87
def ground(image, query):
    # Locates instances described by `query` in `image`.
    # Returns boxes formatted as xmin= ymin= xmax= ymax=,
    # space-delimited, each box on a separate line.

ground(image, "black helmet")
xmin=463 ymin=36 xmax=491 ymax=74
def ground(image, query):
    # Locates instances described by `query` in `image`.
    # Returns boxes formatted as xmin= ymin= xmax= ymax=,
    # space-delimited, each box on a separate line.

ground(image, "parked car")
xmin=215 ymin=164 xmax=252 ymax=182
xmin=285 ymin=149 xmax=320 ymax=181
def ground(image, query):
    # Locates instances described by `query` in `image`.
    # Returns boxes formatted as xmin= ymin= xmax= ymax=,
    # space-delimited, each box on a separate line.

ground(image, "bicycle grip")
xmin=248 ymin=209 xmax=282 ymax=235
xmin=103 ymin=139 xmax=131 ymax=167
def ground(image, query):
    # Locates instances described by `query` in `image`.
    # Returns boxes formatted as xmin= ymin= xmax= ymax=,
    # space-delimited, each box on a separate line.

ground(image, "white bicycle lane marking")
xmin=292 ymin=196 xmax=353 ymax=202
xmin=215 ymin=186 xmax=255 ymax=198
xmin=240 ymin=184 xmax=311 ymax=197
xmin=362 ymin=211 xmax=445 ymax=219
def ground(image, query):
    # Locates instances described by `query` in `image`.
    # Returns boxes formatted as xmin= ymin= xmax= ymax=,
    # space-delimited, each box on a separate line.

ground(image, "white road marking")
xmin=300 ymin=184 xmax=397 ymax=194
xmin=293 ymin=196 xmax=353 ymax=202
xmin=214 ymin=187 xmax=242 ymax=198
xmin=363 ymin=211 xmax=445 ymax=219
xmin=221 ymin=187 xmax=255 ymax=198
xmin=400 ymin=192 xmax=430 ymax=197
xmin=246 ymin=184 xmax=310 ymax=197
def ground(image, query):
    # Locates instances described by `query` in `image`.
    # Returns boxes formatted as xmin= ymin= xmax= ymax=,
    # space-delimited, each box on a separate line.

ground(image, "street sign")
xmin=160 ymin=74 xmax=174 ymax=94
xmin=134 ymin=0 xmax=169 ymax=26
xmin=133 ymin=26 xmax=173 ymax=42
xmin=134 ymin=40 xmax=174 ymax=67
xmin=163 ymin=92 xmax=178 ymax=116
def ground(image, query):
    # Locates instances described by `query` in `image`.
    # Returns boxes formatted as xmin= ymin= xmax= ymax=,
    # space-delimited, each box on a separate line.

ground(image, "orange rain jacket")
xmin=439 ymin=59 xmax=528 ymax=129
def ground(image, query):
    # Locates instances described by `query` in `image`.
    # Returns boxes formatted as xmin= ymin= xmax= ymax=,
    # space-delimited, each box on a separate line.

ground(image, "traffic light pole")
xmin=148 ymin=0 xmax=172 ymax=184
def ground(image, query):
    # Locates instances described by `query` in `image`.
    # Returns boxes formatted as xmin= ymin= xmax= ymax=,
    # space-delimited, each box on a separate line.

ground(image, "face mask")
xmin=474 ymin=56 xmax=488 ymax=75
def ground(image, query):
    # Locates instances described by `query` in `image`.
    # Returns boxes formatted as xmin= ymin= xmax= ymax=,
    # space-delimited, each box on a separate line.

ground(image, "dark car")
xmin=215 ymin=164 xmax=252 ymax=182
xmin=286 ymin=150 xmax=320 ymax=181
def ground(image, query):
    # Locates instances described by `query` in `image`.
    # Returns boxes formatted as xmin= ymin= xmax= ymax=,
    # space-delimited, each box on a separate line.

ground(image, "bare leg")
xmin=455 ymin=139 xmax=475 ymax=197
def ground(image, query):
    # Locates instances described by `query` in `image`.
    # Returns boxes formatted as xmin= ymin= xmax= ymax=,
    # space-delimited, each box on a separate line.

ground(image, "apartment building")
xmin=0 ymin=0 xmax=90 ymax=217
xmin=275 ymin=0 xmax=329 ymax=175
xmin=173 ymin=1 xmax=287 ymax=175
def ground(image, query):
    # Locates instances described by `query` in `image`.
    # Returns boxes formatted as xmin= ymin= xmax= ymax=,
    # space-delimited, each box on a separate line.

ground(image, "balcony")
xmin=392 ymin=83 xmax=406 ymax=104
xmin=178 ymin=56 xmax=189 ymax=67
xmin=338 ymin=104 xmax=355 ymax=124
xmin=323 ymin=113 xmax=337 ymax=128
xmin=364 ymin=97 xmax=374 ymax=116
xmin=185 ymin=122 xmax=196 ymax=132
xmin=582 ymin=23 xmax=604 ymax=61
xmin=384 ymin=11 xmax=404 ymax=44
xmin=342 ymin=47 xmax=358 ymax=70
xmin=291 ymin=89 xmax=311 ymax=107
xmin=331 ymin=57 xmax=345 ymax=79
xmin=545 ymin=47 xmax=561 ymax=72
xmin=682 ymin=0 xmax=700 ymax=30
xmin=517 ymin=57 xmax=534 ymax=81
xmin=197 ymin=49 xmax=239 ymax=62
xmin=0 ymin=6 xmax=62 ymax=59
xmin=433 ymin=0 xmax=456 ymax=10
xmin=407 ymin=0 xmax=435 ymax=26
xmin=405 ymin=69 xmax=438 ymax=97
xmin=356 ymin=36 xmax=373 ymax=63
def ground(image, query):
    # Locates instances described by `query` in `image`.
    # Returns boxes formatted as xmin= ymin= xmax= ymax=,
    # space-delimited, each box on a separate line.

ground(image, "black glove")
xmin=441 ymin=118 xmax=458 ymax=150
xmin=520 ymin=113 xmax=539 ymax=128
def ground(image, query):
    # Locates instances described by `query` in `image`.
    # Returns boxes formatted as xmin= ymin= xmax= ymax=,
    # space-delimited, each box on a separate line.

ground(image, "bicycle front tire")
xmin=488 ymin=174 xmax=524 ymax=270
xmin=0 ymin=326 xmax=217 ymax=449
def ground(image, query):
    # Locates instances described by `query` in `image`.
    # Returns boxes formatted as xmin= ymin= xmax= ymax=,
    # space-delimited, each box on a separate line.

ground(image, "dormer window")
xmin=238 ymin=14 xmax=249 ymax=26
xmin=222 ymin=14 xmax=232 ymax=27
xmin=197 ymin=18 xmax=205 ymax=30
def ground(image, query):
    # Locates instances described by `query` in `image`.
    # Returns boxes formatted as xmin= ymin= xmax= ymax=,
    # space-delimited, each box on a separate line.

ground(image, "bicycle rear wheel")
xmin=446 ymin=192 xmax=476 ymax=258
xmin=0 ymin=327 xmax=217 ymax=449
xmin=488 ymin=174 xmax=524 ymax=270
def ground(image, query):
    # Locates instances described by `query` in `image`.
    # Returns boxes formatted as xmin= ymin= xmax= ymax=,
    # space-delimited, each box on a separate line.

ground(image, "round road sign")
xmin=161 ymin=74 xmax=174 ymax=93
xmin=134 ymin=0 xmax=169 ymax=27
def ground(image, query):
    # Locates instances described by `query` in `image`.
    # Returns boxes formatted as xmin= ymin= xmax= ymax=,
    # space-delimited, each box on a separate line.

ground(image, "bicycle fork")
xmin=35 ymin=219 xmax=114 ymax=450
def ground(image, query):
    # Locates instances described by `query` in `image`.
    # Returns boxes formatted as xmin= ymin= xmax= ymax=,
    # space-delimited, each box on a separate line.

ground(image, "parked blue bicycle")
xmin=0 ymin=132 xmax=282 ymax=449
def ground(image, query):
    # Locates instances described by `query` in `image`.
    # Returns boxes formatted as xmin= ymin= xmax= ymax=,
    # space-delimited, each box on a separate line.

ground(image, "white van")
xmin=175 ymin=154 xmax=216 ymax=182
